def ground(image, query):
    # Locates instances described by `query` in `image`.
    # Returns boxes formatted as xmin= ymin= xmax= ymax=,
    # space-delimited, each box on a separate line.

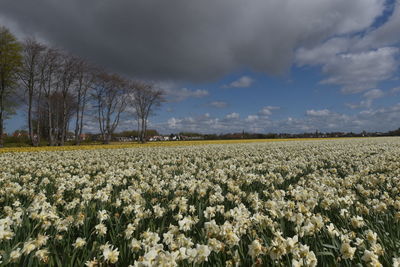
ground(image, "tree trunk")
xmin=65 ymin=120 xmax=69 ymax=144
xmin=35 ymin=91 xmax=41 ymax=146
xmin=60 ymin=99 xmax=66 ymax=146
xmin=77 ymin=92 xmax=86 ymax=145
xmin=53 ymin=98 xmax=59 ymax=145
xmin=74 ymin=95 xmax=81 ymax=145
xmin=105 ymin=132 xmax=111 ymax=144
xmin=140 ymin=118 xmax=146 ymax=143
xmin=137 ymin=117 xmax=140 ymax=143
xmin=36 ymin=113 xmax=40 ymax=146
xmin=104 ymin=123 xmax=110 ymax=144
xmin=0 ymin=112 xmax=3 ymax=148
xmin=28 ymin=90 xmax=34 ymax=145
xmin=47 ymin=100 xmax=54 ymax=146
xmin=143 ymin=116 xmax=148 ymax=143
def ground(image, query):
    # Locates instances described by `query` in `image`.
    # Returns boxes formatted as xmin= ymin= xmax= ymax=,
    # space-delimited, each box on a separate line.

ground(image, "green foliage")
xmin=0 ymin=26 xmax=22 ymax=146
xmin=3 ymin=135 xmax=30 ymax=147
xmin=0 ymin=25 xmax=23 ymax=92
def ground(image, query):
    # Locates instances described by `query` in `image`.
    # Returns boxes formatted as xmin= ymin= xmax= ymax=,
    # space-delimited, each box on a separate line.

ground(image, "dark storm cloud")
xmin=0 ymin=0 xmax=385 ymax=82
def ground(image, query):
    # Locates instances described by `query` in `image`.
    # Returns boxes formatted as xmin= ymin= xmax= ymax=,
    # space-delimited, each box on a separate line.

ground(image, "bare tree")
xmin=39 ymin=48 xmax=60 ymax=146
xmin=73 ymin=59 xmax=95 ymax=145
xmin=19 ymin=38 xmax=45 ymax=146
xmin=128 ymin=81 xmax=164 ymax=143
xmin=38 ymin=91 xmax=76 ymax=141
xmin=56 ymin=53 xmax=78 ymax=145
xmin=93 ymin=71 xmax=127 ymax=144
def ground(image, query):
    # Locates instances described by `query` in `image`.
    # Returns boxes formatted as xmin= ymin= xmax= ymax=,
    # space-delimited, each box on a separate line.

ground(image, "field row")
xmin=0 ymin=138 xmax=343 ymax=154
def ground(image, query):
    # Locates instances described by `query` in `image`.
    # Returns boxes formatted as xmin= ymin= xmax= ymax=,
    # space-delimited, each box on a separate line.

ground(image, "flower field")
xmin=1 ymin=138 xmax=400 ymax=266
xmin=0 ymin=138 xmax=323 ymax=154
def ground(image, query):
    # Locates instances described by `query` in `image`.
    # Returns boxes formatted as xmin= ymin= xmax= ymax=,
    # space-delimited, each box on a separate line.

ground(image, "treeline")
xmin=0 ymin=26 xmax=164 ymax=147
xmin=177 ymin=129 xmax=400 ymax=140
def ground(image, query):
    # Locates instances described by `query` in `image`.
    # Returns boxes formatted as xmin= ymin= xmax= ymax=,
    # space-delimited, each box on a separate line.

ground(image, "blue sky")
xmin=148 ymin=66 xmax=400 ymax=134
xmin=2 ymin=0 xmax=400 ymax=134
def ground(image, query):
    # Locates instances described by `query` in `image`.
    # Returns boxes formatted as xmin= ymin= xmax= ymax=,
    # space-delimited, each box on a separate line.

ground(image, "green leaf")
xmin=322 ymin=244 xmax=338 ymax=250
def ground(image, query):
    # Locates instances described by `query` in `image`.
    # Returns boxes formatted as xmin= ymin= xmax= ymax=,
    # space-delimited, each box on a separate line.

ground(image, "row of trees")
xmin=0 ymin=26 xmax=164 ymax=147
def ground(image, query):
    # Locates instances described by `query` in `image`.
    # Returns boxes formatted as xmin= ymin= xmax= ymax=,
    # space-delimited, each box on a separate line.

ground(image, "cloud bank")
xmin=0 ymin=0 xmax=387 ymax=82
xmin=157 ymin=103 xmax=400 ymax=134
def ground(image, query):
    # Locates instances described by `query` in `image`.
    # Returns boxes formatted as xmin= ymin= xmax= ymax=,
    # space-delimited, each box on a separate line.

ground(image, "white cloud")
xmin=225 ymin=112 xmax=240 ymax=119
xmin=296 ymin=38 xmax=351 ymax=66
xmin=164 ymin=87 xmax=209 ymax=102
xmin=295 ymin=2 xmax=400 ymax=94
xmin=320 ymin=48 xmax=399 ymax=94
xmin=155 ymin=102 xmax=400 ymax=134
xmin=258 ymin=106 xmax=280 ymax=116
xmin=245 ymin=115 xmax=259 ymax=122
xmin=306 ymin=109 xmax=331 ymax=116
xmin=82 ymin=122 xmax=97 ymax=133
xmin=208 ymin=101 xmax=228 ymax=108
xmin=167 ymin=117 xmax=181 ymax=128
xmin=347 ymin=89 xmax=385 ymax=109
xmin=359 ymin=2 xmax=400 ymax=48
xmin=363 ymin=89 xmax=384 ymax=100
xmin=156 ymin=80 xmax=209 ymax=102
xmin=391 ymin=87 xmax=400 ymax=94
xmin=347 ymin=100 xmax=372 ymax=109
xmin=164 ymin=113 xmax=223 ymax=132
xmin=298 ymin=44 xmax=399 ymax=94
xmin=222 ymin=76 xmax=254 ymax=88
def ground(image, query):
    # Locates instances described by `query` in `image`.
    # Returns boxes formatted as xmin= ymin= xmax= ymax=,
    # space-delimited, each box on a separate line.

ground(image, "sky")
xmin=1 ymin=0 xmax=400 ymax=134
